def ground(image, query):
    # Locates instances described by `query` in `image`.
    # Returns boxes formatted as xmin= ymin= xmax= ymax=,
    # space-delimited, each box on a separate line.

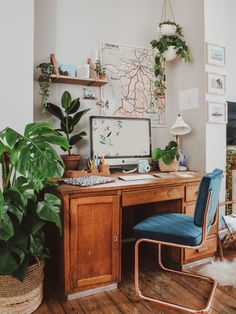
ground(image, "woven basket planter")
xmin=159 ymin=158 xmax=179 ymax=172
xmin=0 ymin=260 xmax=44 ymax=314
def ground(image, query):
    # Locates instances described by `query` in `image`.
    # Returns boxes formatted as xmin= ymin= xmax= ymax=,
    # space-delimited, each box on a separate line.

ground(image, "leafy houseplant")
xmin=151 ymin=23 xmax=191 ymax=99
xmin=46 ymin=90 xmax=90 ymax=171
xmin=0 ymin=123 xmax=68 ymax=311
xmin=37 ymin=63 xmax=54 ymax=113
xmin=95 ymin=60 xmax=106 ymax=80
xmin=152 ymin=140 xmax=179 ymax=172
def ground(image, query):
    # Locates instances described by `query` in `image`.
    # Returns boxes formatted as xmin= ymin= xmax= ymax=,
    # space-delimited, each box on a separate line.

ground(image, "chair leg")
xmin=134 ymin=239 xmax=217 ymax=313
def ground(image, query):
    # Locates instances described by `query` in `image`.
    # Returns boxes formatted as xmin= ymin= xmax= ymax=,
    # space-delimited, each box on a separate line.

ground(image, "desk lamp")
xmin=170 ymin=114 xmax=191 ymax=162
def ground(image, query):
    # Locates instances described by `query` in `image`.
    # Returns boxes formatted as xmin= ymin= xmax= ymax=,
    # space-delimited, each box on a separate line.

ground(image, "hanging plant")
xmin=150 ymin=0 xmax=191 ymax=99
xmin=37 ymin=62 xmax=54 ymax=113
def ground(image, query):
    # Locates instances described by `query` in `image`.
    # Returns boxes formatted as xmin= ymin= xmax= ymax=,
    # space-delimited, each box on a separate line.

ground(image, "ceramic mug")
xmin=138 ymin=160 xmax=151 ymax=173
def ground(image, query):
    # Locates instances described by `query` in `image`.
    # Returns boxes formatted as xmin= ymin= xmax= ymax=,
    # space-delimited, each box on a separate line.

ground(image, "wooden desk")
xmin=51 ymin=173 xmax=218 ymax=299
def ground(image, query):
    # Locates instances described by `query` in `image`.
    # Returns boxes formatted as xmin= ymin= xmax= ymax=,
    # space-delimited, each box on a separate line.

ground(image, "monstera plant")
xmin=0 ymin=122 xmax=68 ymax=283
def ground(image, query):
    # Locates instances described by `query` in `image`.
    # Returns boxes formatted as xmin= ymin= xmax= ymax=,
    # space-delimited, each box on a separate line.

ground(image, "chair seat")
xmin=133 ymin=213 xmax=204 ymax=246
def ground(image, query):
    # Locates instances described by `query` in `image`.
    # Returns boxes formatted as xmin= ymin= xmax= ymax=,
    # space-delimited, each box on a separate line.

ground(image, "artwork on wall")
xmin=207 ymin=72 xmax=226 ymax=95
xmin=206 ymin=43 xmax=226 ymax=67
xmin=207 ymin=101 xmax=227 ymax=124
xmin=101 ymin=42 xmax=167 ymax=127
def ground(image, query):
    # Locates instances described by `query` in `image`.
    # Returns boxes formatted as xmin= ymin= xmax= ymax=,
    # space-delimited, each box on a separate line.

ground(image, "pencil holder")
xmin=98 ymin=164 xmax=110 ymax=175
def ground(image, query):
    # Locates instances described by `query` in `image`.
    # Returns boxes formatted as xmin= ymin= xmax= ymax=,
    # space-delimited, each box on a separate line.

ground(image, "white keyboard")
xmin=118 ymin=174 xmax=154 ymax=181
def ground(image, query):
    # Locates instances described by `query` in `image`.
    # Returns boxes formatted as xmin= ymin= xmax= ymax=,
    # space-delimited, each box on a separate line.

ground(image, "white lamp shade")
xmin=170 ymin=114 xmax=191 ymax=136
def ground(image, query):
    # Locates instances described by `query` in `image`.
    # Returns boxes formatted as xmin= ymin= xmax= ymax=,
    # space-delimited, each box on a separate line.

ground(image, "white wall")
xmin=165 ymin=0 xmax=206 ymax=171
xmin=34 ymin=0 xmax=162 ymax=158
xmin=34 ymin=0 xmax=206 ymax=171
xmin=0 ymin=0 xmax=34 ymax=133
xmin=226 ymin=0 xmax=236 ymax=102
xmin=34 ymin=0 xmax=227 ymax=177
xmin=204 ymin=0 xmax=226 ymax=206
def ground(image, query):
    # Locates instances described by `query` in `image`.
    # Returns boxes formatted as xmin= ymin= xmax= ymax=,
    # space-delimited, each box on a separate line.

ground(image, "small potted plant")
xmin=0 ymin=122 xmax=68 ymax=313
xmin=95 ymin=60 xmax=106 ymax=80
xmin=46 ymin=90 xmax=90 ymax=171
xmin=152 ymin=140 xmax=179 ymax=172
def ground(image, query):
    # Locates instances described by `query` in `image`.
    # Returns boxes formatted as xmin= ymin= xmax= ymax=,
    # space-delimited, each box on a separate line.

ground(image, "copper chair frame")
xmin=134 ymin=191 xmax=218 ymax=313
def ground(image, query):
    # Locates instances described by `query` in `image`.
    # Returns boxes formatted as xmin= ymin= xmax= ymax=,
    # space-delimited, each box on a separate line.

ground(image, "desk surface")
xmin=58 ymin=171 xmax=203 ymax=195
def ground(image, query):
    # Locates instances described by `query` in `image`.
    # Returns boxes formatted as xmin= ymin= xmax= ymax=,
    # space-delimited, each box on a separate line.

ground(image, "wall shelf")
xmin=48 ymin=74 xmax=108 ymax=87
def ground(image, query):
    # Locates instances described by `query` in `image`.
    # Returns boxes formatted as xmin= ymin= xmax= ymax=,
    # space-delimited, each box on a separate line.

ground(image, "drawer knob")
xmin=113 ymin=235 xmax=118 ymax=242
xmin=197 ymin=246 xmax=208 ymax=253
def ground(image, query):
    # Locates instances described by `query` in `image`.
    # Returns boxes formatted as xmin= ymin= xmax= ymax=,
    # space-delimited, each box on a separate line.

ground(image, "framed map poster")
xmin=101 ymin=42 xmax=167 ymax=127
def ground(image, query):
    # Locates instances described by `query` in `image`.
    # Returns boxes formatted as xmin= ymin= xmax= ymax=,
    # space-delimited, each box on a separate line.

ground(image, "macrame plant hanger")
xmin=161 ymin=0 xmax=176 ymax=24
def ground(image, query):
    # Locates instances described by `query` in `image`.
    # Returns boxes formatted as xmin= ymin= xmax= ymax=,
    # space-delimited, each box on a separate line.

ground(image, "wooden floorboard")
xmin=34 ymin=249 xmax=236 ymax=314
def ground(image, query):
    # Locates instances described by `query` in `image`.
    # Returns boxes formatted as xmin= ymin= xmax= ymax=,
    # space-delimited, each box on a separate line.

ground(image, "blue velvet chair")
xmin=133 ymin=168 xmax=223 ymax=313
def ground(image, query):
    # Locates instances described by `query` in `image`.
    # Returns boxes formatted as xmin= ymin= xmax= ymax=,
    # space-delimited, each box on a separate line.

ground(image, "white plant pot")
xmin=163 ymin=46 xmax=177 ymax=61
xmin=159 ymin=24 xmax=177 ymax=36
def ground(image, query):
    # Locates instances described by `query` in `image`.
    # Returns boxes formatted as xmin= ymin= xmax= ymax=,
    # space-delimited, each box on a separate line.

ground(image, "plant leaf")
xmin=66 ymin=98 xmax=80 ymax=114
xmin=0 ymin=213 xmax=14 ymax=241
xmin=0 ymin=190 xmax=4 ymax=220
xmin=36 ymin=193 xmax=61 ymax=232
xmin=152 ymin=147 xmax=163 ymax=161
xmin=0 ymin=245 xmax=18 ymax=275
xmin=3 ymin=123 xmax=68 ymax=180
xmin=71 ymin=109 xmax=90 ymax=128
xmin=5 ymin=203 xmax=23 ymax=223
xmin=69 ymin=131 xmax=87 ymax=146
xmin=29 ymin=233 xmax=44 ymax=256
xmin=12 ymin=257 xmax=29 ymax=282
xmin=46 ymin=103 xmax=64 ymax=121
xmin=0 ymin=140 xmax=5 ymax=158
xmin=61 ymin=91 xmax=72 ymax=109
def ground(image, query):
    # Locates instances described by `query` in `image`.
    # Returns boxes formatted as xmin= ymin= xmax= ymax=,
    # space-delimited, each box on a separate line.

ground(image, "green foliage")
xmin=150 ymin=24 xmax=191 ymax=98
xmin=225 ymin=149 xmax=236 ymax=214
xmin=46 ymin=90 xmax=90 ymax=155
xmin=0 ymin=122 xmax=68 ymax=281
xmin=152 ymin=140 xmax=179 ymax=165
xmin=37 ymin=63 xmax=54 ymax=113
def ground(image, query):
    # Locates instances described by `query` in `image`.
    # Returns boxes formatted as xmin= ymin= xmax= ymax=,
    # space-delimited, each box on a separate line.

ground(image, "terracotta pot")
xmin=61 ymin=154 xmax=81 ymax=171
xmin=99 ymin=73 xmax=106 ymax=80
xmin=159 ymin=158 xmax=179 ymax=172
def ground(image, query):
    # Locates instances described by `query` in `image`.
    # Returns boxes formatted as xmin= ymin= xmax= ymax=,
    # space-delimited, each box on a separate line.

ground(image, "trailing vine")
xmin=150 ymin=23 xmax=191 ymax=99
xmin=37 ymin=62 xmax=54 ymax=112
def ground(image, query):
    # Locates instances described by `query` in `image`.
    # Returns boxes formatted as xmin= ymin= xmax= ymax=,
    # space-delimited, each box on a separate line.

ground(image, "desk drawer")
xmin=185 ymin=204 xmax=195 ymax=215
xmin=185 ymin=185 xmax=199 ymax=202
xmin=122 ymin=187 xmax=184 ymax=206
xmin=184 ymin=237 xmax=217 ymax=261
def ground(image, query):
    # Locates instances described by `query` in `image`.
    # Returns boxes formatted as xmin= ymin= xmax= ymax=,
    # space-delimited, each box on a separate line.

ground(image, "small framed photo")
xmin=206 ymin=43 xmax=226 ymax=66
xmin=207 ymin=102 xmax=227 ymax=124
xmin=207 ymin=72 xmax=226 ymax=95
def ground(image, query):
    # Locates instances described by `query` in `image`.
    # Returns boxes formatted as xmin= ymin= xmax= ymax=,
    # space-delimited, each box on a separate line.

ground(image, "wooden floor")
xmin=35 ymin=249 xmax=236 ymax=314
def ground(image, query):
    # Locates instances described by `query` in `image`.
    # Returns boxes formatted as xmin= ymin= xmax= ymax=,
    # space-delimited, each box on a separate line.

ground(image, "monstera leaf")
xmin=0 ymin=122 xmax=66 ymax=281
xmin=0 ymin=123 xmax=69 ymax=181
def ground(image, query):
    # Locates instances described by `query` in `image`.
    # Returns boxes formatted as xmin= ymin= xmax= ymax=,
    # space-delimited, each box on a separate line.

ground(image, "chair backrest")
xmin=194 ymin=168 xmax=223 ymax=227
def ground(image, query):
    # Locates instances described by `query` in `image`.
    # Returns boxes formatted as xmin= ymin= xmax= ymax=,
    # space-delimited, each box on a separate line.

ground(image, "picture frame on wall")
xmin=206 ymin=43 xmax=226 ymax=66
xmin=207 ymin=101 xmax=227 ymax=124
xmin=207 ymin=72 xmax=226 ymax=95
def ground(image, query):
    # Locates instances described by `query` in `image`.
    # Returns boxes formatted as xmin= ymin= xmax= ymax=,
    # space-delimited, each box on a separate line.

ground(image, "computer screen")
xmin=90 ymin=116 xmax=152 ymax=166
